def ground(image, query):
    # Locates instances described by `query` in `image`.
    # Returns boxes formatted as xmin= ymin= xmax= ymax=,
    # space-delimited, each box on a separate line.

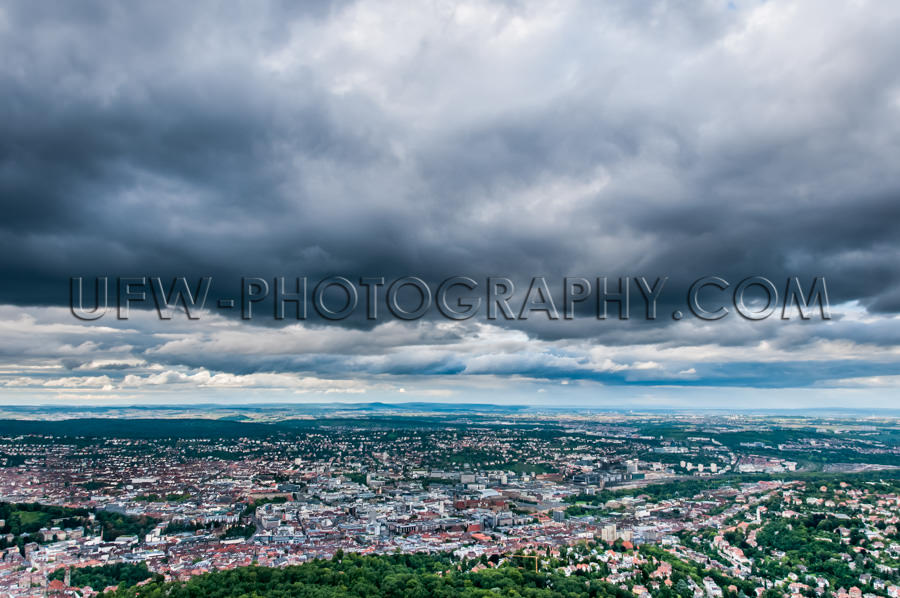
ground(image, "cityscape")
xmin=0 ymin=405 xmax=897 ymax=597
xmin=3 ymin=1 xmax=900 ymax=597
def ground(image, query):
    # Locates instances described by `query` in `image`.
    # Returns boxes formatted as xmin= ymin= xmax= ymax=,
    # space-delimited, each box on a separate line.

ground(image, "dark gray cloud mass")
xmin=1 ymin=0 xmax=899 ymax=405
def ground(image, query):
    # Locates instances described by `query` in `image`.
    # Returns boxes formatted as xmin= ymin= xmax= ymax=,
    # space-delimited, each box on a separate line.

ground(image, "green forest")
xmin=50 ymin=562 xmax=157 ymax=590
xmin=100 ymin=548 xmax=751 ymax=598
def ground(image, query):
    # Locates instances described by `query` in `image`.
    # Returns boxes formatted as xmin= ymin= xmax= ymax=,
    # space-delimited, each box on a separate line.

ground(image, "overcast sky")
xmin=1 ymin=0 xmax=899 ymax=408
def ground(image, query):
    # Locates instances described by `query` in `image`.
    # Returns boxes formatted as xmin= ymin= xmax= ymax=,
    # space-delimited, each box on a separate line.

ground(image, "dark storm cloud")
xmin=0 ymin=0 xmax=386 ymax=303
xmin=2 ymin=0 xmax=898 ymax=316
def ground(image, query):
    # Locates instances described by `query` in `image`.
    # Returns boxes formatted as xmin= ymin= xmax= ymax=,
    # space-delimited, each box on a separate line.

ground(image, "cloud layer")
xmin=1 ymin=0 xmax=899 ymax=405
